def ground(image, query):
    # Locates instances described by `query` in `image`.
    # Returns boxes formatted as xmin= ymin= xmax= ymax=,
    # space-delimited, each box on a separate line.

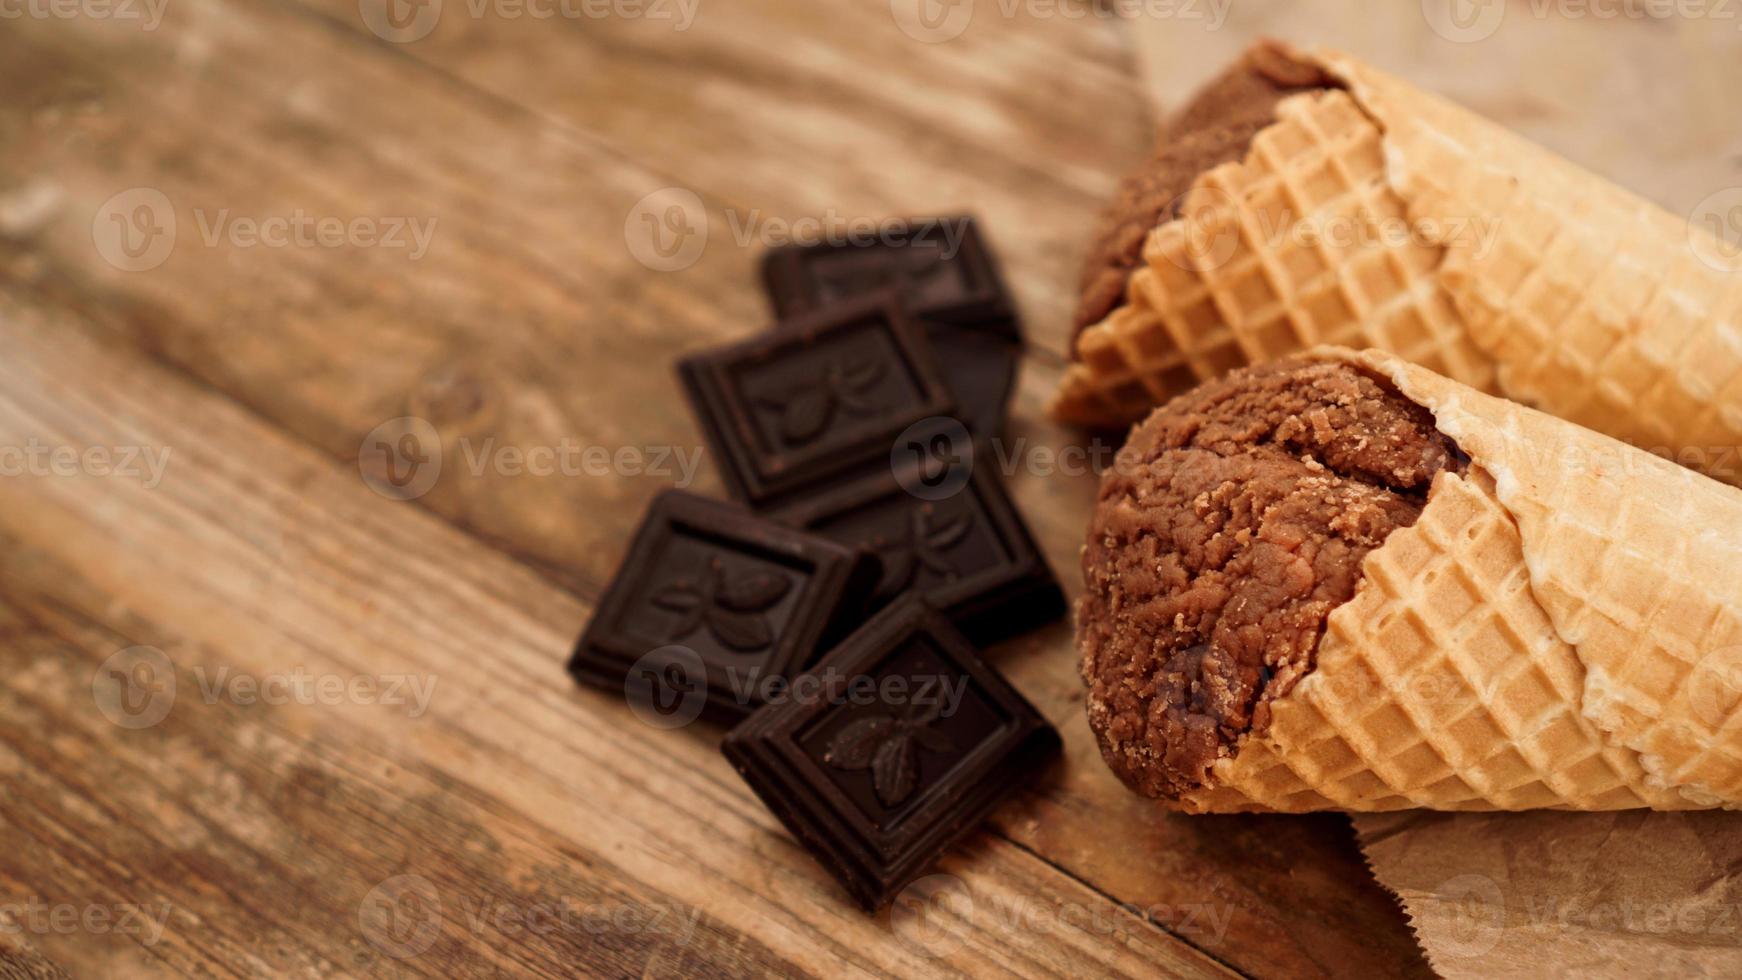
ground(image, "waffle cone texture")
xmin=1056 ymin=46 xmax=1742 ymax=488
xmin=1087 ymin=347 xmax=1742 ymax=813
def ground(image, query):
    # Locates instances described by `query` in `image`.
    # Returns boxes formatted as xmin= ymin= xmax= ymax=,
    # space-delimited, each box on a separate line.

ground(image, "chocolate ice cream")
xmin=1078 ymin=359 xmax=1465 ymax=800
xmin=1073 ymin=41 xmax=1335 ymax=350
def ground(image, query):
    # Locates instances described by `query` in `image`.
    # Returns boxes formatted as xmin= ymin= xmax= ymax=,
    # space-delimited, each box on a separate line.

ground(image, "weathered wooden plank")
xmin=293 ymin=0 xmax=1155 ymax=354
xmin=0 ymin=9 xmax=763 ymax=595
xmin=0 ymin=7 xmax=1426 ymax=976
xmin=0 ymin=298 xmax=1234 ymax=979
xmin=0 ymin=928 xmax=73 ymax=980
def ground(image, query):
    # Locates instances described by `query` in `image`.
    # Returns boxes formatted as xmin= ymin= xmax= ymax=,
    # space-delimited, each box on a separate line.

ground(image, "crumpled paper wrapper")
xmin=1353 ymin=812 xmax=1742 ymax=977
xmin=1121 ymin=12 xmax=1742 ymax=976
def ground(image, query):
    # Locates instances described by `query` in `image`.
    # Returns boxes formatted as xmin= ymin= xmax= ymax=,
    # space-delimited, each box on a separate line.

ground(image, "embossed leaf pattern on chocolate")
xmin=874 ymin=506 xmax=973 ymax=599
xmin=824 ymin=699 xmax=954 ymax=807
xmin=716 ymin=571 xmax=791 ymax=611
xmin=652 ymin=559 xmax=791 ymax=653
xmin=753 ymin=357 xmax=888 ymax=446
xmin=707 ymin=609 xmax=774 ymax=652
xmin=872 ymin=738 xmax=917 ymax=808
xmin=826 ymin=716 xmax=899 ymax=769
xmin=777 ymin=385 xmax=832 ymax=444
xmin=832 ymin=359 xmax=886 ymax=413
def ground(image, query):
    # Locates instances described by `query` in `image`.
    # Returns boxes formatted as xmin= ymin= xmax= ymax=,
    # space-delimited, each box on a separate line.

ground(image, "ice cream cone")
xmin=1168 ymin=347 xmax=1742 ymax=813
xmin=1057 ymin=86 xmax=1497 ymax=428
xmin=1057 ymin=47 xmax=1742 ymax=489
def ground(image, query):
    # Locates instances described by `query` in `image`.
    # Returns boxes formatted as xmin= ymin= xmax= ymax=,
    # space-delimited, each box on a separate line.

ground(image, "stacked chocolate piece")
xmin=570 ymin=216 xmax=1063 ymax=910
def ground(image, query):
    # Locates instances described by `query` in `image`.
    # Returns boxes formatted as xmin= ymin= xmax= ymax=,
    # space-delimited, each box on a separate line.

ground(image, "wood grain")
xmin=290 ymin=0 xmax=1153 ymax=354
xmin=0 ymin=1 xmax=1439 ymax=976
xmin=0 ymin=300 xmax=1232 ymax=978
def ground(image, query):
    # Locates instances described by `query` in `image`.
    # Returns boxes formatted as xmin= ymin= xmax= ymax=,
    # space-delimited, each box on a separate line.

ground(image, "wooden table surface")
xmin=26 ymin=1 xmax=1709 ymax=976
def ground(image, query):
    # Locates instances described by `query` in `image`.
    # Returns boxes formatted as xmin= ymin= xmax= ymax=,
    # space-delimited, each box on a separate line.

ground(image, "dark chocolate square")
xmin=677 ymin=296 xmax=957 ymax=509
xmin=722 ymin=598 xmax=1060 ymax=910
xmin=772 ymin=462 xmax=1064 ymax=646
xmin=761 ymin=216 xmax=1007 ymax=319
xmin=569 ymin=491 xmax=880 ymax=722
xmin=761 ymin=217 xmax=1023 ymax=441
xmin=914 ymin=302 xmax=1021 ymax=442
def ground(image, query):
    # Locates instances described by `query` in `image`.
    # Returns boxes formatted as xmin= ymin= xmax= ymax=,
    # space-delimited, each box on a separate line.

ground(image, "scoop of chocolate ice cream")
xmin=1078 ymin=358 xmax=1465 ymax=800
xmin=1073 ymin=41 xmax=1335 ymax=351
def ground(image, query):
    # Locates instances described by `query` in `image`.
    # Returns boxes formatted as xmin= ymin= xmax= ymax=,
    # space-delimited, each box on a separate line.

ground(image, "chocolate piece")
xmin=1078 ymin=359 xmax=1465 ymax=800
xmin=761 ymin=216 xmax=1007 ymax=319
xmin=569 ymin=490 xmax=881 ymax=721
xmin=723 ymin=597 xmax=1060 ymax=910
xmin=678 ymin=296 xmax=957 ymax=510
xmin=762 ymin=217 xmax=1023 ymax=441
xmin=773 ymin=462 xmax=1064 ymax=646
xmin=913 ymin=300 xmax=1021 ymax=443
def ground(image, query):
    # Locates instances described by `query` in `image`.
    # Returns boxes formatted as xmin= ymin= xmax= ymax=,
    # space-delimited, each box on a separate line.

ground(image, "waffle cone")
xmin=1174 ymin=348 xmax=1742 ymax=813
xmin=1056 ymin=47 xmax=1742 ymax=488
